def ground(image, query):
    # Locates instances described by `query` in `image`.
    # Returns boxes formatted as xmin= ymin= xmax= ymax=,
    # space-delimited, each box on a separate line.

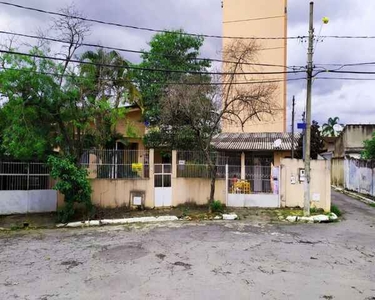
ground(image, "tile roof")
xmin=211 ymin=132 xmax=301 ymax=151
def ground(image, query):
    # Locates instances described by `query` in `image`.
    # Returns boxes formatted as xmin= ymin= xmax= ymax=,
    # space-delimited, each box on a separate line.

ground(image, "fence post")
xmin=241 ymin=152 xmax=245 ymax=180
xmin=172 ymin=150 xmax=177 ymax=179
xmin=27 ymin=163 xmax=30 ymax=191
xmin=225 ymin=164 xmax=229 ymax=206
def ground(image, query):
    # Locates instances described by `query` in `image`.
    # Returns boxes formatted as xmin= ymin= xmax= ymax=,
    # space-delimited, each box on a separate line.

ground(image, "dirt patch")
xmin=173 ymin=261 xmax=192 ymax=270
xmin=0 ymin=213 xmax=56 ymax=229
xmin=156 ymin=253 xmax=166 ymax=260
xmin=94 ymin=243 xmax=149 ymax=263
xmin=61 ymin=260 xmax=82 ymax=270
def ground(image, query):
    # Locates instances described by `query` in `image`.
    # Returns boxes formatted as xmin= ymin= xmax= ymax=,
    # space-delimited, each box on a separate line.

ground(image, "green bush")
xmin=48 ymin=156 xmax=92 ymax=223
xmin=331 ymin=205 xmax=342 ymax=217
xmin=210 ymin=200 xmax=224 ymax=213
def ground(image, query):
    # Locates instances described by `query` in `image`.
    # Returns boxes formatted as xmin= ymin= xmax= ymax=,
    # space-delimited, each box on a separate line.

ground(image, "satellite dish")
xmin=333 ymin=124 xmax=343 ymax=132
xmin=273 ymin=139 xmax=282 ymax=148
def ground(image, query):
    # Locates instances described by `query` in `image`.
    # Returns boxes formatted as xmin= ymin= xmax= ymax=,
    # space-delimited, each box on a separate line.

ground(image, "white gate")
xmin=154 ymin=164 xmax=172 ymax=207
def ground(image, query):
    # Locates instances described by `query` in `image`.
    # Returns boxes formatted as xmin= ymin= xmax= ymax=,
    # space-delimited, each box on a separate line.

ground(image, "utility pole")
xmin=291 ymin=95 xmax=296 ymax=159
xmin=304 ymin=1 xmax=315 ymax=217
xmin=302 ymin=111 xmax=306 ymax=160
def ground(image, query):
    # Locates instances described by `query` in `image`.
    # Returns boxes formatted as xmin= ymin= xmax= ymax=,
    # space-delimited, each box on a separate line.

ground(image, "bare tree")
xmin=52 ymin=4 xmax=91 ymax=85
xmin=159 ymin=40 xmax=279 ymax=206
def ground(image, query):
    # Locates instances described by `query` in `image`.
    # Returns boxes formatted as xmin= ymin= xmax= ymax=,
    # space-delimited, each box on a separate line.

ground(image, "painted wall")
xmin=115 ymin=109 xmax=146 ymax=139
xmin=90 ymin=179 xmax=154 ymax=208
xmin=274 ymin=151 xmax=291 ymax=166
xmin=345 ymin=158 xmax=375 ymax=197
xmin=331 ymin=158 xmax=345 ymax=187
xmin=222 ymin=0 xmax=287 ymax=133
xmin=0 ymin=190 xmax=57 ymax=215
xmin=172 ymin=178 xmax=226 ymax=206
xmin=280 ymin=159 xmax=331 ymax=212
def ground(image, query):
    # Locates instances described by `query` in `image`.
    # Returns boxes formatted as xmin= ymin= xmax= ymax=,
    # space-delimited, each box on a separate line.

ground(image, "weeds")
xmin=331 ymin=205 xmax=342 ymax=217
xmin=210 ymin=200 xmax=224 ymax=213
xmin=310 ymin=207 xmax=325 ymax=215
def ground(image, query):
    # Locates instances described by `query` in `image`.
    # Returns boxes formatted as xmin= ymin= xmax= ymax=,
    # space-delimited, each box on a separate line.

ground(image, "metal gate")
xmin=154 ymin=164 xmax=172 ymax=207
xmin=226 ymin=164 xmax=280 ymax=208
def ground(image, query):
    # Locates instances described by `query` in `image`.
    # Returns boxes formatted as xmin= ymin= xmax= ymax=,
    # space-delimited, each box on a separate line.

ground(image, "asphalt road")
xmin=0 ymin=190 xmax=374 ymax=300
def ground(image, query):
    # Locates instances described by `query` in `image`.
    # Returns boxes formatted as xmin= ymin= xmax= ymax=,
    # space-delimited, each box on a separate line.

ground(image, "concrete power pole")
xmin=304 ymin=1 xmax=315 ymax=217
xmin=291 ymin=95 xmax=296 ymax=159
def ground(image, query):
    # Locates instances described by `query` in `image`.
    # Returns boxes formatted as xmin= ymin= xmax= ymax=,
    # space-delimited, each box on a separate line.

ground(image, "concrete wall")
xmin=90 ymin=179 xmax=154 ymax=208
xmin=280 ymin=159 xmax=331 ymax=212
xmin=331 ymin=158 xmax=345 ymax=187
xmin=345 ymin=158 xmax=375 ymax=196
xmin=0 ymin=190 xmax=57 ymax=215
xmin=89 ymin=178 xmax=226 ymax=208
xmin=172 ymin=178 xmax=226 ymax=206
xmin=222 ymin=0 xmax=287 ymax=133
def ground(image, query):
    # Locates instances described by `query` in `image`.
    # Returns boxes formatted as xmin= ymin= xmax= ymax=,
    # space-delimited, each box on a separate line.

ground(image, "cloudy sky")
xmin=0 ymin=0 xmax=374 ymax=130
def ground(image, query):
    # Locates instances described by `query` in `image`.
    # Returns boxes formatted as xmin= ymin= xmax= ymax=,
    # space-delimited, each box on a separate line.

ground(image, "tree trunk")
xmin=208 ymin=164 xmax=217 ymax=213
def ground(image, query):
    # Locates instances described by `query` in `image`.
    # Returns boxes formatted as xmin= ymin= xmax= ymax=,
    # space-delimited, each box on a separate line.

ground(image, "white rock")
xmin=214 ymin=215 xmax=222 ymax=220
xmin=57 ymin=216 xmax=179 ymax=228
xmin=329 ymin=213 xmax=338 ymax=221
xmin=286 ymin=216 xmax=297 ymax=222
xmin=222 ymin=213 xmax=238 ymax=220
xmin=312 ymin=215 xmax=329 ymax=222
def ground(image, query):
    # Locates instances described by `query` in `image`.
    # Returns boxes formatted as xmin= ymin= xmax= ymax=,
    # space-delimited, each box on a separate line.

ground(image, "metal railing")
xmin=227 ymin=165 xmax=272 ymax=194
xmin=80 ymin=149 xmax=150 ymax=179
xmin=177 ymin=151 xmax=229 ymax=178
xmin=0 ymin=162 xmax=52 ymax=191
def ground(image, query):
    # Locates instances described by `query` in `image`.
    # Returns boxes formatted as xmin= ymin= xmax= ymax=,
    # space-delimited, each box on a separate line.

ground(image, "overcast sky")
xmin=0 ymin=0 xmax=374 ymax=130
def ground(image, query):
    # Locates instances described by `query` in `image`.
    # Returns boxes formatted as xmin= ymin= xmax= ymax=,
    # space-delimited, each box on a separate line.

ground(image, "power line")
xmin=316 ymin=62 xmax=375 ymax=67
xmin=0 ymin=30 xmax=301 ymax=69
xmin=328 ymin=70 xmax=375 ymax=75
xmin=0 ymin=66 xmax=306 ymax=85
xmin=223 ymin=15 xmax=285 ymax=24
xmin=0 ymin=1 xmax=305 ymax=41
xmin=316 ymin=76 xmax=375 ymax=81
xmin=0 ymin=49 xmax=304 ymax=76
xmin=321 ymin=35 xmax=375 ymax=39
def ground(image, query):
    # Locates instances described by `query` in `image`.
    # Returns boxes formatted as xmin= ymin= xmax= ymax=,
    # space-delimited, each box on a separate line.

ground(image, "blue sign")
xmin=297 ymin=123 xmax=306 ymax=130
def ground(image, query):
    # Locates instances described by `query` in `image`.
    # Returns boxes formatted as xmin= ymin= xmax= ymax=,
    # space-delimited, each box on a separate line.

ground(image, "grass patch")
xmin=210 ymin=200 xmax=224 ymax=213
xmin=369 ymin=203 xmax=375 ymax=208
xmin=331 ymin=205 xmax=342 ymax=217
xmin=310 ymin=207 xmax=325 ymax=215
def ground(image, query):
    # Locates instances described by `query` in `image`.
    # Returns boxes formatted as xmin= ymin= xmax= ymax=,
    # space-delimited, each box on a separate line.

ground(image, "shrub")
xmin=331 ymin=205 xmax=342 ymax=217
xmin=210 ymin=200 xmax=224 ymax=213
xmin=48 ymin=156 xmax=92 ymax=223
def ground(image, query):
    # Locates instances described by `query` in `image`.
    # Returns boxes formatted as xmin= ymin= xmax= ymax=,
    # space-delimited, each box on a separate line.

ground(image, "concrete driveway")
xmin=1 ymin=190 xmax=374 ymax=300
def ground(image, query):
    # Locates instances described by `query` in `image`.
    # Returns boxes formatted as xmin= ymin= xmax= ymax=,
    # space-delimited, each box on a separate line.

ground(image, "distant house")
xmin=333 ymin=124 xmax=375 ymax=158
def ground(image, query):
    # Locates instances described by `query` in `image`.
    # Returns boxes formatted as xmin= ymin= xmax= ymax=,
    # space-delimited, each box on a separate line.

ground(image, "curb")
xmin=332 ymin=186 xmax=375 ymax=205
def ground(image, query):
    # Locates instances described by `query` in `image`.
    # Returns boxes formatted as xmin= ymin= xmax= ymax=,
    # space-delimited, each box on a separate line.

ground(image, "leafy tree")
xmin=0 ymin=7 xmax=140 ymax=219
xmin=322 ymin=117 xmax=343 ymax=137
xmin=135 ymin=30 xmax=211 ymax=125
xmin=295 ymin=121 xmax=325 ymax=159
xmin=362 ymin=132 xmax=375 ymax=159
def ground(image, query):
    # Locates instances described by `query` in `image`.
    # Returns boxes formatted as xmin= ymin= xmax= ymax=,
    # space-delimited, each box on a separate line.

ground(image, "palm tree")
xmin=78 ymin=49 xmax=142 ymax=149
xmin=79 ymin=49 xmax=141 ymax=108
xmin=322 ymin=117 xmax=343 ymax=137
